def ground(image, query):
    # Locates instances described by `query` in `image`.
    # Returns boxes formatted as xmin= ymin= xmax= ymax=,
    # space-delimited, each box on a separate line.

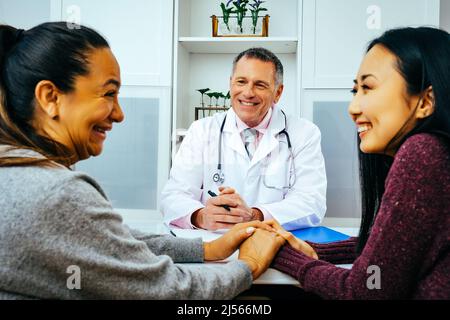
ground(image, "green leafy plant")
xmin=249 ymin=0 xmax=267 ymax=34
xmin=197 ymin=88 xmax=210 ymax=117
xmin=195 ymin=89 xmax=230 ymax=118
xmin=230 ymin=0 xmax=250 ymax=33
xmin=213 ymin=92 xmax=224 ymax=107
xmin=206 ymin=92 xmax=216 ymax=106
xmin=197 ymin=88 xmax=210 ymax=107
xmin=206 ymin=92 xmax=217 ymax=115
xmin=220 ymin=0 xmax=235 ymax=32
xmin=223 ymin=91 xmax=231 ymax=107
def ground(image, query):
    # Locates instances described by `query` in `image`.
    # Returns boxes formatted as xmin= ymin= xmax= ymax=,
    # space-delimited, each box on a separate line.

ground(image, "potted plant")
xmin=212 ymin=0 xmax=269 ymax=37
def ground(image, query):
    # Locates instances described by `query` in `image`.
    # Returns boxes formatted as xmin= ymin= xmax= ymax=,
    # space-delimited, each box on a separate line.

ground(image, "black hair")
xmin=357 ymin=27 xmax=450 ymax=253
xmin=0 ymin=22 xmax=109 ymax=167
xmin=232 ymin=47 xmax=284 ymax=85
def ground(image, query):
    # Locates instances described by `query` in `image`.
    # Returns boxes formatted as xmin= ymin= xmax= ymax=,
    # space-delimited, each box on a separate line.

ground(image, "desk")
xmin=121 ymin=215 xmax=358 ymax=285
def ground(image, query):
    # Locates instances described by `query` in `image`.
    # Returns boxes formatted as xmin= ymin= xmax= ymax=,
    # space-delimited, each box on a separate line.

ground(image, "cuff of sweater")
xmin=232 ymin=260 xmax=254 ymax=289
xmin=272 ymin=245 xmax=317 ymax=282
xmin=172 ymin=237 xmax=205 ymax=262
xmin=307 ymin=237 xmax=358 ymax=264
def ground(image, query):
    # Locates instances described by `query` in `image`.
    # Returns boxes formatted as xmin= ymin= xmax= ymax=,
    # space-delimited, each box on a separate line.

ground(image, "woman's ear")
xmin=34 ymin=80 xmax=61 ymax=120
xmin=416 ymin=86 xmax=435 ymax=119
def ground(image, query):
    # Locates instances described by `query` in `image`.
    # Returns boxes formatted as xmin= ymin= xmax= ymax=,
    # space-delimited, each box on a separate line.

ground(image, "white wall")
xmin=441 ymin=0 xmax=450 ymax=31
xmin=0 ymin=0 xmax=51 ymax=28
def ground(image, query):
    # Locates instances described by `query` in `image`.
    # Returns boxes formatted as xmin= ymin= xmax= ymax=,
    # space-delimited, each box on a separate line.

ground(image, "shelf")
xmin=179 ymin=37 xmax=298 ymax=54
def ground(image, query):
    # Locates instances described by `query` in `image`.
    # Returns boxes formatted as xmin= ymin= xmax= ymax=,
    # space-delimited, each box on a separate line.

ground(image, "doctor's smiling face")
xmin=230 ymin=56 xmax=284 ymax=128
xmin=348 ymin=44 xmax=431 ymax=156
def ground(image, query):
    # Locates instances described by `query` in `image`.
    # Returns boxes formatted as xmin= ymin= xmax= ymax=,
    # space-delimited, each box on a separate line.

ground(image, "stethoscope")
xmin=212 ymin=110 xmax=296 ymax=190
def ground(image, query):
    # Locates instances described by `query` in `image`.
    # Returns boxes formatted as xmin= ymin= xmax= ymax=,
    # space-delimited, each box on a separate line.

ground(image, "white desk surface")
xmin=123 ymin=216 xmax=358 ymax=286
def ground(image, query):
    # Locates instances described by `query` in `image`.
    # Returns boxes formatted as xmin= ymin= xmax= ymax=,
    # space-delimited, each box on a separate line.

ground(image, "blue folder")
xmin=291 ymin=226 xmax=350 ymax=244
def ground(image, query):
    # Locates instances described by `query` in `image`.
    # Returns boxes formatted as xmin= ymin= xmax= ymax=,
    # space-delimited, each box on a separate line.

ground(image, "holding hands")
xmin=238 ymin=228 xmax=285 ymax=279
xmin=265 ymin=219 xmax=318 ymax=260
xmin=197 ymin=185 xmax=318 ymax=280
xmin=204 ymin=218 xmax=318 ymax=280
xmin=204 ymin=220 xmax=276 ymax=261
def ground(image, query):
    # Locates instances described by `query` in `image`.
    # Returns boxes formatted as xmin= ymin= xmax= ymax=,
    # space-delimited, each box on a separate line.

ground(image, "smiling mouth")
xmin=94 ymin=126 xmax=106 ymax=134
xmin=358 ymin=125 xmax=371 ymax=133
xmin=239 ymin=100 xmax=259 ymax=107
xmin=93 ymin=125 xmax=112 ymax=139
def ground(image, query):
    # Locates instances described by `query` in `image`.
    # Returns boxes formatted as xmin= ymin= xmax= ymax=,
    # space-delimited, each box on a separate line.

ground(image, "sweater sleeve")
xmin=307 ymin=237 xmax=359 ymax=265
xmin=127 ymin=227 xmax=204 ymax=263
xmin=15 ymin=173 xmax=252 ymax=300
xmin=272 ymin=134 xmax=450 ymax=299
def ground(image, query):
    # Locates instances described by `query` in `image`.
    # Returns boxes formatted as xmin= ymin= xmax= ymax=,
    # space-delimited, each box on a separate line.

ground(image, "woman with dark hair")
xmin=0 ymin=22 xmax=286 ymax=299
xmin=270 ymin=27 xmax=450 ymax=299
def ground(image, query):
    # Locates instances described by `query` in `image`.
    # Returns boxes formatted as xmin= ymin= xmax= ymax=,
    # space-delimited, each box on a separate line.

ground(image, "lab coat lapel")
xmin=222 ymin=109 xmax=248 ymax=158
xmin=250 ymin=107 xmax=285 ymax=166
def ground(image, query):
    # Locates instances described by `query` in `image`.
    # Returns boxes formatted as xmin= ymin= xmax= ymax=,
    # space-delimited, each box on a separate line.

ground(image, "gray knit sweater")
xmin=0 ymin=146 xmax=252 ymax=299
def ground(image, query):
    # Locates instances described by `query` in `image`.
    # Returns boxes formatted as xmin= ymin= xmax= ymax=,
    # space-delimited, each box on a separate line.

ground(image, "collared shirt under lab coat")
xmin=160 ymin=106 xmax=327 ymax=231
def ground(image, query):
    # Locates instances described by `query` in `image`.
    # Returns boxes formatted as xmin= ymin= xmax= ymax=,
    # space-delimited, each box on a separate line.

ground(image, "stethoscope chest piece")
xmin=213 ymin=172 xmax=225 ymax=184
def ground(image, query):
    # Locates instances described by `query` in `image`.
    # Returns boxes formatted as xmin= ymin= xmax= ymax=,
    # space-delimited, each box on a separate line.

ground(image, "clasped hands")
xmin=192 ymin=187 xmax=264 ymax=231
xmin=204 ymin=218 xmax=318 ymax=280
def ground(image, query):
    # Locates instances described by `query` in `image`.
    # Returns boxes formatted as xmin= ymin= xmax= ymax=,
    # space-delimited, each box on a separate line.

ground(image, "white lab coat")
xmin=161 ymin=106 xmax=327 ymax=230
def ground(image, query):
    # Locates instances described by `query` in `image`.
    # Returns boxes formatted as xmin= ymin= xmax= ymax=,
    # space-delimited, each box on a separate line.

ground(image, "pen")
xmin=169 ymin=230 xmax=177 ymax=237
xmin=207 ymin=190 xmax=231 ymax=211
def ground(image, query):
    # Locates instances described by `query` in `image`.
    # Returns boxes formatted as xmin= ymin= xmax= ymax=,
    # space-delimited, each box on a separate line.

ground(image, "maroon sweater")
xmin=272 ymin=133 xmax=450 ymax=299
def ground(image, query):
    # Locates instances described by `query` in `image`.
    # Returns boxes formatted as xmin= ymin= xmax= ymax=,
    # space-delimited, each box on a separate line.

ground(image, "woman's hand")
xmin=204 ymin=220 xmax=276 ymax=261
xmin=238 ymin=229 xmax=286 ymax=279
xmin=265 ymin=220 xmax=318 ymax=260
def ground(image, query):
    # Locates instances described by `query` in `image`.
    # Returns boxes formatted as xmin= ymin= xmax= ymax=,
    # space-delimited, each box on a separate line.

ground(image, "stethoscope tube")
xmin=212 ymin=115 xmax=227 ymax=184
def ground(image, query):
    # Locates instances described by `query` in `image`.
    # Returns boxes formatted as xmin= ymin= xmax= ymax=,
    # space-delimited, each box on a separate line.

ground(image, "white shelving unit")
xmin=172 ymin=0 xmax=302 ymax=157
xmin=178 ymin=37 xmax=298 ymax=54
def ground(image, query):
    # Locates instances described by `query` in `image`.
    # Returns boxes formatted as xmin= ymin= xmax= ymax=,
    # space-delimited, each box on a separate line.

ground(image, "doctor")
xmin=161 ymin=47 xmax=327 ymax=231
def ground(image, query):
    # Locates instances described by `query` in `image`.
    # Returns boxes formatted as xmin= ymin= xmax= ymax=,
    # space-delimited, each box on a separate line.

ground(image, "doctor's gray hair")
xmin=231 ymin=47 xmax=284 ymax=86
